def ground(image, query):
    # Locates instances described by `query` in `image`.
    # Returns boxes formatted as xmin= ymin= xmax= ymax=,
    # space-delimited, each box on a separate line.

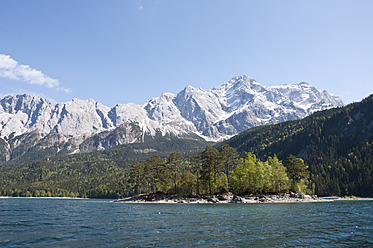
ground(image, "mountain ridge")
xmin=0 ymin=75 xmax=343 ymax=161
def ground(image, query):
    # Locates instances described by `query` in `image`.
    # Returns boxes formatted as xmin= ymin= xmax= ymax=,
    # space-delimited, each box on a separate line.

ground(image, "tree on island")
xmin=190 ymin=152 xmax=201 ymax=195
xmin=201 ymin=146 xmax=223 ymax=195
xmin=128 ymin=161 xmax=144 ymax=195
xmin=285 ymin=155 xmax=312 ymax=193
xmin=230 ymin=153 xmax=290 ymax=195
xmin=144 ymin=155 xmax=168 ymax=193
xmin=123 ymin=145 xmax=313 ymax=198
xmin=267 ymin=155 xmax=290 ymax=194
xmin=167 ymin=152 xmax=182 ymax=195
xmin=219 ymin=144 xmax=239 ymax=191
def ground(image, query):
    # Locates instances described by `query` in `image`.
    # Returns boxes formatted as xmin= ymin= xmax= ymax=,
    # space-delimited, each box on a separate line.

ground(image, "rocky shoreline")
xmin=113 ymin=192 xmax=344 ymax=204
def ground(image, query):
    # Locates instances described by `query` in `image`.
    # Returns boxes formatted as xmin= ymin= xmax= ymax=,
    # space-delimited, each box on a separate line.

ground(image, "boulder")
xmin=290 ymin=192 xmax=307 ymax=199
xmin=296 ymin=193 xmax=306 ymax=199
xmin=231 ymin=195 xmax=243 ymax=203
xmin=217 ymin=192 xmax=233 ymax=201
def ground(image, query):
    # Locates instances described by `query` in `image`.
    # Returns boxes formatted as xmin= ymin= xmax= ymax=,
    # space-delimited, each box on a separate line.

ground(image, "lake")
xmin=0 ymin=198 xmax=372 ymax=247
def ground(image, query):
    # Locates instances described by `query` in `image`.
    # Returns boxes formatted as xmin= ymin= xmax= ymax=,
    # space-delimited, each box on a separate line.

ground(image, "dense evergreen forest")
xmin=223 ymin=95 xmax=373 ymax=196
xmin=0 ymin=95 xmax=372 ymax=198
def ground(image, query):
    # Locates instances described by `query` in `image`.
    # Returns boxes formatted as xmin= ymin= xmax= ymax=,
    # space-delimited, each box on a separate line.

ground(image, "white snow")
xmin=0 ymin=76 xmax=344 ymax=144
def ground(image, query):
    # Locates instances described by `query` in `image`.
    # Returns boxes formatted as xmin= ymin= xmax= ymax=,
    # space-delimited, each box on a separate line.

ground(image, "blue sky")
xmin=0 ymin=0 xmax=372 ymax=107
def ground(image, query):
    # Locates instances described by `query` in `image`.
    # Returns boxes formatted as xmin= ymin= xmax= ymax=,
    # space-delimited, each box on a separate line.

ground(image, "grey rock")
xmin=0 ymin=76 xmax=343 ymax=159
xmin=231 ymin=195 xmax=243 ymax=203
xmin=217 ymin=192 xmax=233 ymax=201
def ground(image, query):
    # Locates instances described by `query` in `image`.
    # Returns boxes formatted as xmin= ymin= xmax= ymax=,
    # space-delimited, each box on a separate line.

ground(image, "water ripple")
xmin=0 ymin=198 xmax=372 ymax=247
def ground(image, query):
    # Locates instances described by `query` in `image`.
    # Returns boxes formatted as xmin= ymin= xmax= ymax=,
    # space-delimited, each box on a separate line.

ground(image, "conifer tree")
xmin=285 ymin=155 xmax=309 ymax=182
xmin=144 ymin=155 xmax=166 ymax=193
xmin=201 ymin=146 xmax=222 ymax=194
xmin=167 ymin=152 xmax=182 ymax=194
xmin=285 ymin=155 xmax=310 ymax=192
xmin=128 ymin=161 xmax=144 ymax=195
xmin=190 ymin=152 xmax=201 ymax=195
xmin=219 ymin=144 xmax=239 ymax=191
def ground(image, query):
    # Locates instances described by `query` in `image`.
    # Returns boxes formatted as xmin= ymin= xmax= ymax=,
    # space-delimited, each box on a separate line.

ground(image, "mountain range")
xmin=1 ymin=94 xmax=371 ymax=198
xmin=0 ymin=75 xmax=343 ymax=161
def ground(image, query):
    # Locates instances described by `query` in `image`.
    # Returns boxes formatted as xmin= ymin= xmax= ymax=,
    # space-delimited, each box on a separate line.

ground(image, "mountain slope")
xmin=0 ymin=75 xmax=343 ymax=161
xmin=0 ymin=135 xmax=212 ymax=198
xmin=222 ymin=94 xmax=373 ymax=196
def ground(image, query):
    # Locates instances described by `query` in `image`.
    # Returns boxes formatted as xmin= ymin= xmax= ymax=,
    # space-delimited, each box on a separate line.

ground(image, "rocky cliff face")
xmin=0 ymin=75 xmax=343 ymax=160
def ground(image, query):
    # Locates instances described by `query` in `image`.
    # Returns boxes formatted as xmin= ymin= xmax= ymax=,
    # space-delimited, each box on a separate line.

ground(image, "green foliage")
xmin=189 ymin=152 xmax=201 ymax=195
xmin=177 ymin=171 xmax=197 ymax=196
xmin=230 ymin=153 xmax=292 ymax=195
xmin=285 ymin=155 xmax=310 ymax=192
xmin=0 ymin=142 xmax=312 ymax=197
xmin=0 ymin=157 xmax=128 ymax=198
xmin=167 ymin=152 xmax=182 ymax=194
xmin=267 ymin=155 xmax=290 ymax=194
xmin=201 ymin=146 xmax=223 ymax=194
xmin=219 ymin=144 xmax=239 ymax=190
xmin=285 ymin=155 xmax=309 ymax=182
xmin=127 ymin=161 xmax=145 ymax=195
xmin=142 ymin=155 xmax=170 ymax=193
xmin=0 ymin=136 xmax=211 ymax=198
xmin=223 ymin=94 xmax=373 ymax=196
xmin=214 ymin=172 xmax=228 ymax=194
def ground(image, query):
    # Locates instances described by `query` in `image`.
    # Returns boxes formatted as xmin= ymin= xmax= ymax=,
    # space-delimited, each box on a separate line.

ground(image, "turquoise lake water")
xmin=0 ymin=198 xmax=372 ymax=247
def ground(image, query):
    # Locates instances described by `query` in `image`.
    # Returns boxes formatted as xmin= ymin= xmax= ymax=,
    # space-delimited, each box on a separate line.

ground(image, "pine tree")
xmin=190 ymin=152 xmax=201 ymax=195
xmin=167 ymin=152 xmax=182 ymax=194
xmin=128 ymin=161 xmax=144 ymax=195
xmin=219 ymin=144 xmax=239 ymax=191
xmin=144 ymin=155 xmax=166 ymax=193
xmin=285 ymin=155 xmax=310 ymax=192
xmin=201 ymin=146 xmax=222 ymax=194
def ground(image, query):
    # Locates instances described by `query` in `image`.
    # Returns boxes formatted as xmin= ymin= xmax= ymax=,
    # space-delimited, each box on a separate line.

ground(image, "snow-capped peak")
xmin=0 ymin=75 xmax=344 ymax=146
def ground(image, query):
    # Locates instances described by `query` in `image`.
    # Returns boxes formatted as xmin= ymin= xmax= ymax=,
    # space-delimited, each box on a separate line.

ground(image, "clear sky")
xmin=0 ymin=0 xmax=372 ymax=107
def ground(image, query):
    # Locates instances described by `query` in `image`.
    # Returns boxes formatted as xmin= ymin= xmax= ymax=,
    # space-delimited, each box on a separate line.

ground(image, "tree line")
xmin=126 ymin=145 xmax=313 ymax=196
xmin=0 ymin=144 xmax=313 ymax=198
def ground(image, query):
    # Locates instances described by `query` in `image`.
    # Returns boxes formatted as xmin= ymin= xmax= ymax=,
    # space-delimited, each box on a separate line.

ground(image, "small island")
xmin=120 ymin=147 xmax=321 ymax=203
xmin=114 ymin=192 xmax=317 ymax=203
xmin=114 ymin=192 xmax=373 ymax=204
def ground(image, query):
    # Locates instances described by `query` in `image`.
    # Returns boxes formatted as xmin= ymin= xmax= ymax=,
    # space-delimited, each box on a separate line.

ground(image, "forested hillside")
xmin=0 ymin=136 xmax=211 ymax=198
xmin=0 ymin=144 xmax=311 ymax=198
xmin=223 ymin=95 xmax=373 ymax=196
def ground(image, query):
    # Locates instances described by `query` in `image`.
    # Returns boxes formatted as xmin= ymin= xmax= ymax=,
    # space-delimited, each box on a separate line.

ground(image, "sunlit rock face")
xmin=0 ymin=75 xmax=343 ymax=153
